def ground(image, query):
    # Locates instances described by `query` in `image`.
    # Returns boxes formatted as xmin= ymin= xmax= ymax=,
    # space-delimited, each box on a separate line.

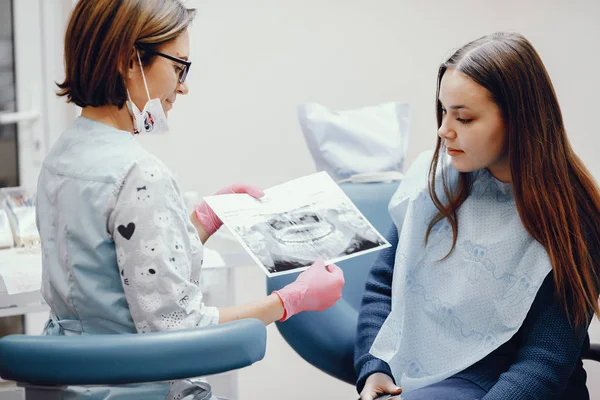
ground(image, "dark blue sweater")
xmin=355 ymin=226 xmax=591 ymax=399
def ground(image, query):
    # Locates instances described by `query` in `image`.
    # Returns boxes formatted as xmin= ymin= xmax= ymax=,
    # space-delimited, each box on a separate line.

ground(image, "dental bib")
xmin=370 ymin=150 xmax=552 ymax=393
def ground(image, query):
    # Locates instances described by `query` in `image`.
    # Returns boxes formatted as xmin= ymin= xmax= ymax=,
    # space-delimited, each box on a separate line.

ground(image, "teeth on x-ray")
xmin=240 ymin=205 xmax=385 ymax=274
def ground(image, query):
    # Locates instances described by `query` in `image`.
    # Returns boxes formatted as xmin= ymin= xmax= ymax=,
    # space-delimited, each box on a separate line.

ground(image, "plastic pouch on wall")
xmin=0 ymin=187 xmax=39 ymax=248
xmin=0 ymin=209 xmax=13 ymax=249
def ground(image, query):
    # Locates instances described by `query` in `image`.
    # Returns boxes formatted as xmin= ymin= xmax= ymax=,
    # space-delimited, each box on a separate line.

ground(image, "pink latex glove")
xmin=194 ymin=183 xmax=264 ymax=236
xmin=273 ymin=259 xmax=345 ymax=322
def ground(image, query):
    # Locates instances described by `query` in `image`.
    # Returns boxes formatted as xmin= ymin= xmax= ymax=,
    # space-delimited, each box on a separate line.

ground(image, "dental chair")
xmin=267 ymin=181 xmax=398 ymax=384
xmin=0 ymin=318 xmax=266 ymax=399
xmin=267 ymin=181 xmax=600 ymax=386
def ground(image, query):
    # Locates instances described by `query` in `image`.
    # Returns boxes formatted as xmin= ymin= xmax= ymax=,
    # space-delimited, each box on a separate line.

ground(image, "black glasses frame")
xmin=140 ymin=48 xmax=192 ymax=83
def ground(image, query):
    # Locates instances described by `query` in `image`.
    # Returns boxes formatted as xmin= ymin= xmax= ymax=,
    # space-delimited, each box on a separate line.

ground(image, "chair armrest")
xmin=0 ymin=319 xmax=266 ymax=386
xmin=583 ymin=343 xmax=600 ymax=362
xmin=275 ymin=299 xmax=358 ymax=384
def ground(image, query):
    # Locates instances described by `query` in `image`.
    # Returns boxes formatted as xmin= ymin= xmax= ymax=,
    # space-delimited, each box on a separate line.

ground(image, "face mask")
xmin=126 ymin=51 xmax=169 ymax=135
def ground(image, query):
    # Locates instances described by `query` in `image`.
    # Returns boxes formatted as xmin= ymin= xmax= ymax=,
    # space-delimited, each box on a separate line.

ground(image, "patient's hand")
xmin=360 ymin=372 xmax=402 ymax=400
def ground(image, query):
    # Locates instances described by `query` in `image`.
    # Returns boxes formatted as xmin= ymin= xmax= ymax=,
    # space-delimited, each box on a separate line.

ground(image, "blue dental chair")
xmin=0 ymin=319 xmax=266 ymax=399
xmin=267 ymin=181 xmax=600 ymax=387
xmin=267 ymin=181 xmax=398 ymax=385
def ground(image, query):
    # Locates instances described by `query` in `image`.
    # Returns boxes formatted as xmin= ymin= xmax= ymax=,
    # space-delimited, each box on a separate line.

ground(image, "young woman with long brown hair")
xmin=355 ymin=32 xmax=600 ymax=400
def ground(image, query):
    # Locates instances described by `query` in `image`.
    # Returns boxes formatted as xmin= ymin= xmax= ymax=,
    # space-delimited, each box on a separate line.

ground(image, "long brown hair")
xmin=427 ymin=32 xmax=600 ymax=326
xmin=57 ymin=0 xmax=196 ymax=108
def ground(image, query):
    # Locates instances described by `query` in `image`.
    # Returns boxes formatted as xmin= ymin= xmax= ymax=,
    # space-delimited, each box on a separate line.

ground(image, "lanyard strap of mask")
xmin=125 ymin=50 xmax=171 ymax=135
xmin=126 ymin=50 xmax=152 ymax=135
xmin=136 ymin=50 xmax=151 ymax=102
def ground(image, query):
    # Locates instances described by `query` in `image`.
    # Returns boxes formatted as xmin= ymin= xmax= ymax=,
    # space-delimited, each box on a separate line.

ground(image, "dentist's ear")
xmin=119 ymin=48 xmax=143 ymax=79
xmin=128 ymin=49 xmax=143 ymax=75
xmin=116 ymin=48 xmax=137 ymax=76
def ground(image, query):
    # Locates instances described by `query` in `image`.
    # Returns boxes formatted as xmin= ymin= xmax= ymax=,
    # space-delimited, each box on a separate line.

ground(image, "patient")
xmin=355 ymin=32 xmax=600 ymax=400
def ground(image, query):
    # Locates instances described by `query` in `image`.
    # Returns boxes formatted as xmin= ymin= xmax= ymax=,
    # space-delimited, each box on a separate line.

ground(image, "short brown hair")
xmin=57 ymin=0 xmax=196 ymax=108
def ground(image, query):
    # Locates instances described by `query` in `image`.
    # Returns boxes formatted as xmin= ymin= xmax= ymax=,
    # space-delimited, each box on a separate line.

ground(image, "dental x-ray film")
xmin=204 ymin=172 xmax=391 ymax=276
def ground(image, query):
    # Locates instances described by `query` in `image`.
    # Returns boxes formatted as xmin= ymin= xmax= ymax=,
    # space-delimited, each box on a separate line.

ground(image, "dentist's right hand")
xmin=273 ymin=259 xmax=345 ymax=321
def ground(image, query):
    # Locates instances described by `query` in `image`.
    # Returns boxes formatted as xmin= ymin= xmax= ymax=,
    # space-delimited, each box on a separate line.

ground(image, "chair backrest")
xmin=335 ymin=182 xmax=398 ymax=310
xmin=267 ymin=181 xmax=398 ymax=308
xmin=265 ymin=181 xmax=399 ymax=384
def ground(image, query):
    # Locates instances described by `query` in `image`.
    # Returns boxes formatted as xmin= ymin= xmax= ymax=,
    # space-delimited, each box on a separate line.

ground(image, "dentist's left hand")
xmin=192 ymin=183 xmax=264 ymax=238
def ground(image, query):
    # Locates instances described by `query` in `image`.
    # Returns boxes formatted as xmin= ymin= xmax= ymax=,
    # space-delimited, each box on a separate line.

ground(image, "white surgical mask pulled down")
xmin=126 ymin=50 xmax=169 ymax=135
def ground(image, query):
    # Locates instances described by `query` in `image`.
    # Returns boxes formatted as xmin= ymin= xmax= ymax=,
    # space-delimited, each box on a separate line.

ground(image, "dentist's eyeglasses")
xmin=139 ymin=48 xmax=192 ymax=83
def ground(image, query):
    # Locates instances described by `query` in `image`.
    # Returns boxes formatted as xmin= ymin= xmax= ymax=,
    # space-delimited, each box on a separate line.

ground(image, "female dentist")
xmin=36 ymin=0 xmax=344 ymax=399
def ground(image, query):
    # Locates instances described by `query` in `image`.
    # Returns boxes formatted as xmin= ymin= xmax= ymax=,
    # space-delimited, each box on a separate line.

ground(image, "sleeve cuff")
xmin=356 ymin=357 xmax=395 ymax=393
xmin=197 ymin=306 xmax=220 ymax=327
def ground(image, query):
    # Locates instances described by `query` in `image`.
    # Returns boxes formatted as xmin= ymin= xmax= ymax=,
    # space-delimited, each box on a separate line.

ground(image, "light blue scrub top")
xmin=36 ymin=117 xmax=215 ymax=400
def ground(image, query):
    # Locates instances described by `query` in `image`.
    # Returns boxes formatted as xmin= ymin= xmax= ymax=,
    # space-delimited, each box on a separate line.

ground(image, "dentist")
xmin=36 ymin=0 xmax=344 ymax=399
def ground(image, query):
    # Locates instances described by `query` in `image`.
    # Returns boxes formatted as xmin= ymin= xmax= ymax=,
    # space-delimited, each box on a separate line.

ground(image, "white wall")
xmin=45 ymin=1 xmax=600 ymax=399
